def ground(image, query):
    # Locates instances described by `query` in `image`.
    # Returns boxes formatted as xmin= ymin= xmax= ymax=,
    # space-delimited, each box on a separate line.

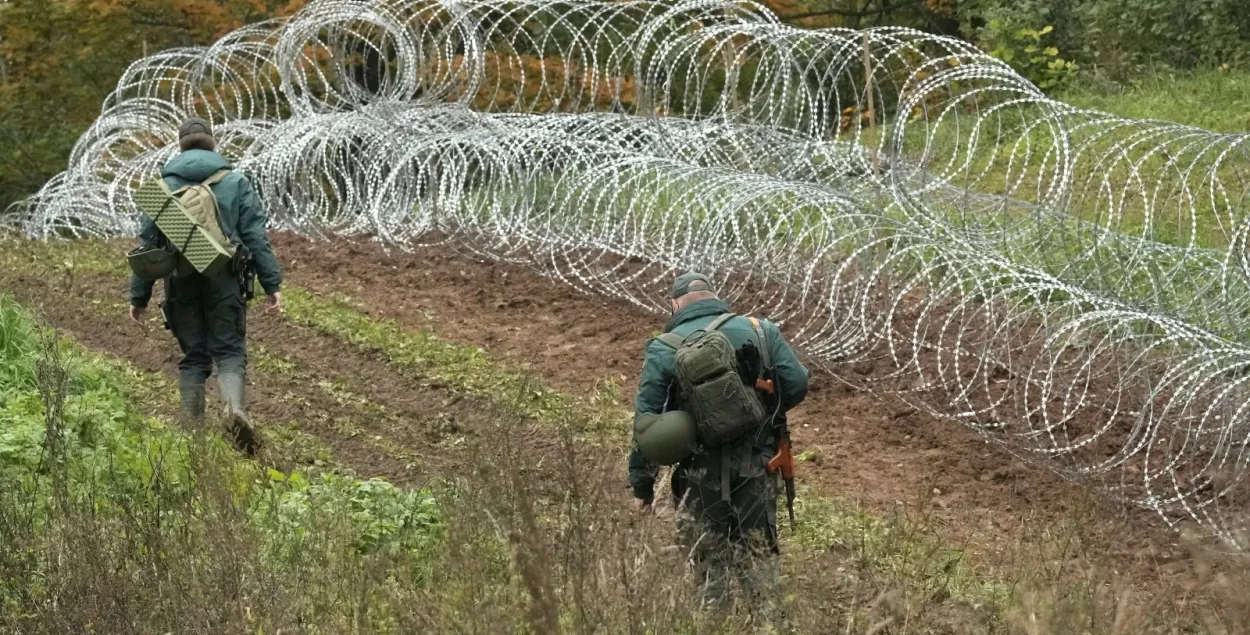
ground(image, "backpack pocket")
xmin=688 ymin=370 xmax=766 ymax=447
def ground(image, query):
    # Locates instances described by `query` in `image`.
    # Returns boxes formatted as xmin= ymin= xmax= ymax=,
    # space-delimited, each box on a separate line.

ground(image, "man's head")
xmin=178 ymin=117 xmax=216 ymax=152
xmin=668 ymin=271 xmax=717 ymax=312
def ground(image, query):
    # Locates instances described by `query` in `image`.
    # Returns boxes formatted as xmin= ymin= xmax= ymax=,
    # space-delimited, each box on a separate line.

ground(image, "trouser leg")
xmin=217 ymin=371 xmax=257 ymax=454
xmin=677 ymin=464 xmax=736 ymax=614
xmin=205 ymin=273 xmax=255 ymax=454
xmin=729 ymin=473 xmax=782 ymax=629
xmin=681 ymin=447 xmax=783 ymax=625
xmin=165 ymin=285 xmax=211 ymax=428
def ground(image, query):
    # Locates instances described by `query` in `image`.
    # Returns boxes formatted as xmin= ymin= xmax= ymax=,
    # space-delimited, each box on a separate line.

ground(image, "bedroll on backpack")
xmin=661 ymin=314 xmax=767 ymax=448
xmin=128 ymin=169 xmax=235 ymax=280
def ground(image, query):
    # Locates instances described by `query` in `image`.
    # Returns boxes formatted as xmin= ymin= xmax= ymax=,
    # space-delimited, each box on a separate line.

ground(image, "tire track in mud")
xmin=273 ymin=233 xmax=1199 ymax=584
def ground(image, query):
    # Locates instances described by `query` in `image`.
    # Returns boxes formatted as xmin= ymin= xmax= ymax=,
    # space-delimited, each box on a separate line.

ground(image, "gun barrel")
xmin=785 ymin=479 xmax=797 ymax=527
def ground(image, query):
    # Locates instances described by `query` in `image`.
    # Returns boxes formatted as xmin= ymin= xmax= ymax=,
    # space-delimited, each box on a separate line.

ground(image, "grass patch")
xmin=1059 ymin=69 xmax=1250 ymax=133
xmin=790 ymin=495 xmax=1005 ymax=610
xmin=0 ymin=293 xmax=445 ymax=633
xmin=282 ymin=287 xmax=630 ymax=439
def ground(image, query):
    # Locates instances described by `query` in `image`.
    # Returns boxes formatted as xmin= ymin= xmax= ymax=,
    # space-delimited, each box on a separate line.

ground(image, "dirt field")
xmin=0 ymin=232 xmax=1203 ymax=594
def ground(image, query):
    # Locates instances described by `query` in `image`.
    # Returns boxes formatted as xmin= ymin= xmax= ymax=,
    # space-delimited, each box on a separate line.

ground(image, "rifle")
xmin=746 ymin=318 xmax=797 ymax=529
xmin=767 ymin=414 xmax=797 ymax=529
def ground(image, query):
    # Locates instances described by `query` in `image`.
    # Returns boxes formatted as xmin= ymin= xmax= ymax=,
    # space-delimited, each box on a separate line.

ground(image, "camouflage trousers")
xmin=162 ymin=270 xmax=248 ymax=384
xmin=675 ymin=446 xmax=781 ymax=625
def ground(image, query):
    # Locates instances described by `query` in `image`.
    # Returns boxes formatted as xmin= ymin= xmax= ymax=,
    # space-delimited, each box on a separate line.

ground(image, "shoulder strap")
xmin=655 ymin=313 xmax=737 ymax=349
xmin=204 ymin=169 xmax=238 ymax=244
xmin=707 ymin=312 xmax=737 ymax=332
xmin=747 ymin=317 xmax=771 ymax=370
xmin=169 ymin=168 xmax=230 ymax=196
xmin=654 ymin=333 xmax=685 ymax=350
xmin=202 ymin=168 xmax=232 ymax=187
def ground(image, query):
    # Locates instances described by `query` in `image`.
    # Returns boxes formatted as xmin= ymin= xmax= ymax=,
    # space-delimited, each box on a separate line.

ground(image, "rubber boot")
xmin=217 ymin=371 xmax=258 ymax=456
xmin=177 ymin=379 xmax=206 ymax=428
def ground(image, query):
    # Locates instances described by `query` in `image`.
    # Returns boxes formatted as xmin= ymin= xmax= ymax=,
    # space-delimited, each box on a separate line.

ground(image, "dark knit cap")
xmin=669 ymin=272 xmax=715 ymax=298
xmin=177 ymin=117 xmax=216 ymax=151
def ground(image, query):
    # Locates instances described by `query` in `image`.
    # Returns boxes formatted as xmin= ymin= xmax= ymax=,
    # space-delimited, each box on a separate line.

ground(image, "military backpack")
xmin=127 ymin=169 xmax=236 ymax=281
xmin=657 ymin=313 xmax=768 ymax=448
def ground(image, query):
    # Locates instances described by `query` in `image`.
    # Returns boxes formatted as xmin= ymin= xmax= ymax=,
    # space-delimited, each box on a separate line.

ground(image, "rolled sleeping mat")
xmin=131 ymin=177 xmax=234 ymax=277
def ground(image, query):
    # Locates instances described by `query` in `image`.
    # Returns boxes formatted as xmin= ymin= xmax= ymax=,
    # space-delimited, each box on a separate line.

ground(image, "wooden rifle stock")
xmin=768 ymin=437 xmax=797 ymax=528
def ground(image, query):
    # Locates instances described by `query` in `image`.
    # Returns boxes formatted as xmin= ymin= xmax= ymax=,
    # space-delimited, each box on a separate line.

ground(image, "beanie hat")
xmin=178 ymin=117 xmax=216 ymax=152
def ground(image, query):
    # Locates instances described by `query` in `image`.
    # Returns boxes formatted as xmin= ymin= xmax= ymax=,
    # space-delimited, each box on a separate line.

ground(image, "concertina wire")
xmin=9 ymin=0 xmax=1250 ymax=549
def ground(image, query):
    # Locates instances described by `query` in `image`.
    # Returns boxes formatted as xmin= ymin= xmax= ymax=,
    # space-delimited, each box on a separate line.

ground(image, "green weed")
xmin=0 ymin=293 xmax=447 ymax=634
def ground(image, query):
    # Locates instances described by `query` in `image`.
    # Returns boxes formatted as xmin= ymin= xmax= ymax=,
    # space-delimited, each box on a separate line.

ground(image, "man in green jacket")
xmin=629 ymin=272 xmax=809 ymax=621
xmin=127 ymin=117 xmax=283 ymax=454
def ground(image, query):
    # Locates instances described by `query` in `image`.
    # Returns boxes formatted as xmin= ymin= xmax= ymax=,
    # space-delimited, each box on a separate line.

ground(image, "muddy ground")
xmin=0 ymin=232 xmax=1207 ymax=594
xmin=271 ymin=235 xmax=1196 ymax=578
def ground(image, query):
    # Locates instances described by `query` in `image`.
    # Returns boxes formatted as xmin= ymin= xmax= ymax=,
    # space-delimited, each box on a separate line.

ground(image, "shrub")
xmin=980 ymin=22 xmax=1077 ymax=91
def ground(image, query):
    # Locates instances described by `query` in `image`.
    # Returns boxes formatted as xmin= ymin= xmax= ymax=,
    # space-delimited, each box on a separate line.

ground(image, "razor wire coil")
xmin=11 ymin=0 xmax=1250 ymax=549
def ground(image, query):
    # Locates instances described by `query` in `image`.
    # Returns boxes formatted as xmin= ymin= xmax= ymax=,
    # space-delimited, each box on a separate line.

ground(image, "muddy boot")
xmin=217 ymin=371 xmax=258 ymax=456
xmin=177 ymin=379 xmax=206 ymax=428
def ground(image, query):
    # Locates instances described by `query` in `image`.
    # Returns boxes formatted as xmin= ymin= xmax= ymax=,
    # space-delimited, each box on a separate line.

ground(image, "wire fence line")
xmin=8 ymin=0 xmax=1250 ymax=548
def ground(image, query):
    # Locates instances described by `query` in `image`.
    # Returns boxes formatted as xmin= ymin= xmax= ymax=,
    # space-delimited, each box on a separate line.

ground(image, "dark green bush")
xmin=958 ymin=0 xmax=1250 ymax=85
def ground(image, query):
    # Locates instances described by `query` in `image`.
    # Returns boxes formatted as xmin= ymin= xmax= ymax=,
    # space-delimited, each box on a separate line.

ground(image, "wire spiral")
xmin=11 ymin=0 xmax=1250 ymax=548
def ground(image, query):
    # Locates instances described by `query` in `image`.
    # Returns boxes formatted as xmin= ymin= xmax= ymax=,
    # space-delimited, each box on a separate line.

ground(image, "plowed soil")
xmin=0 ymin=233 xmax=1208 ymax=595
xmin=0 ymin=268 xmax=574 ymax=495
xmin=271 ymin=235 xmax=1196 ymax=583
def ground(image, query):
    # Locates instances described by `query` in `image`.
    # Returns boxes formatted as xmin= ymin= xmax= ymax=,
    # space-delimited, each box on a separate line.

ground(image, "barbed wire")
xmin=9 ymin=0 xmax=1250 ymax=548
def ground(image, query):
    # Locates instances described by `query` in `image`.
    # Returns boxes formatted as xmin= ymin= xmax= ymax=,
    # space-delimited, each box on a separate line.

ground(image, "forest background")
xmin=3 ymin=0 xmax=1250 ymax=210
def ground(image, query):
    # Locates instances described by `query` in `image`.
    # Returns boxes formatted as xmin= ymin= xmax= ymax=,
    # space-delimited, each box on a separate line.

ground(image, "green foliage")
xmin=0 ymin=298 xmax=37 ymax=400
xmin=0 ymin=293 xmax=446 ymax=631
xmin=0 ymin=0 xmax=297 ymax=209
xmin=1072 ymin=0 xmax=1250 ymax=80
xmin=981 ymin=22 xmax=1076 ymax=91
xmin=256 ymin=469 xmax=442 ymax=561
xmin=961 ymin=0 xmax=1250 ymax=85
xmin=0 ymin=0 xmax=147 ymax=209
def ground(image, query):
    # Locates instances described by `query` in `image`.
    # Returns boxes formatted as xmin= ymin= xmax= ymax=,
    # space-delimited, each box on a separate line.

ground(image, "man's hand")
xmin=263 ymin=291 xmax=283 ymax=314
xmin=128 ymin=305 xmax=146 ymax=327
xmin=632 ymin=498 xmax=653 ymax=514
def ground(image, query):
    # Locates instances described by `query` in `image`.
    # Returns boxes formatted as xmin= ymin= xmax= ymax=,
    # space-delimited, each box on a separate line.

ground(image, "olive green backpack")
xmin=657 ymin=313 xmax=767 ymax=448
xmin=127 ymin=169 xmax=236 ymax=281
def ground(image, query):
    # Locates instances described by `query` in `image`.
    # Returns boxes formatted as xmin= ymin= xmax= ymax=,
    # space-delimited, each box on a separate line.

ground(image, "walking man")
xmin=127 ymin=117 xmax=283 ymax=454
xmin=628 ymin=272 xmax=809 ymax=624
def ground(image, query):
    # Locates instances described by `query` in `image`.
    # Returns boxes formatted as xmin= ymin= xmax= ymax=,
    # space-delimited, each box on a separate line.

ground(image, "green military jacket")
xmin=628 ymin=298 xmax=810 ymax=502
xmin=129 ymin=149 xmax=283 ymax=307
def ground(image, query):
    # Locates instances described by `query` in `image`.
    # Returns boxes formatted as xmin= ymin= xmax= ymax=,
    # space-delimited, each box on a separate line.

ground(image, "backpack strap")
xmin=654 ymin=313 xmax=736 ymax=350
xmin=654 ymin=333 xmax=685 ymax=350
xmin=202 ymin=168 xmax=232 ymax=187
xmin=205 ymin=169 xmax=243 ymax=246
xmin=748 ymin=316 xmax=781 ymax=432
xmin=706 ymin=312 xmax=737 ymax=332
xmin=169 ymin=168 xmax=230 ymax=196
xmin=747 ymin=317 xmax=771 ymax=370
xmin=173 ymin=168 xmax=241 ymax=247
